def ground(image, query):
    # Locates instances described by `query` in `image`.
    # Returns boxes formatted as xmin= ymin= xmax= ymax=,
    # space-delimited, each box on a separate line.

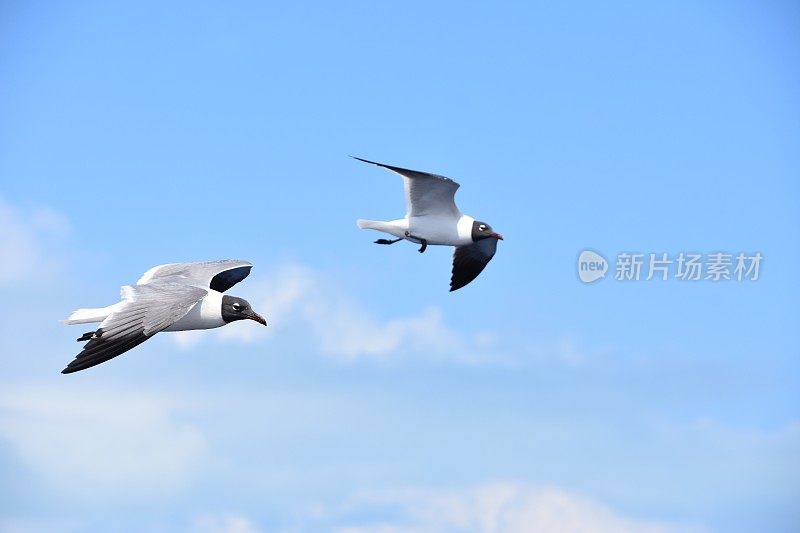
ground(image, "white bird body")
xmin=164 ymin=289 xmax=226 ymax=331
xmin=355 ymin=157 xmax=502 ymax=291
xmin=358 ymin=214 xmax=475 ymax=247
xmin=65 ymin=284 xmax=226 ymax=332
xmin=60 ymin=260 xmax=265 ymax=373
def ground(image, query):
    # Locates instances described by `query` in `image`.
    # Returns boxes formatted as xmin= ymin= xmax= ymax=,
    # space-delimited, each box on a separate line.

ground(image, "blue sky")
xmin=0 ymin=1 xmax=798 ymax=532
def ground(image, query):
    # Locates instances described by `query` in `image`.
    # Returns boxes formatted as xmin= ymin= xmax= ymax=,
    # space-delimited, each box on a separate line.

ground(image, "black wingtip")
xmin=352 ymin=157 xmax=450 ymax=184
xmin=352 ymin=156 xmax=400 ymax=171
xmin=61 ymin=360 xmax=84 ymax=374
xmin=351 ymin=156 xmax=412 ymax=176
xmin=351 ymin=156 xmax=378 ymax=165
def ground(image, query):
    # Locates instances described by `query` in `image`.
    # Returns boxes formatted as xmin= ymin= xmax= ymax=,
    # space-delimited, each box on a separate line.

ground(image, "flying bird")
xmin=61 ymin=260 xmax=266 ymax=374
xmin=355 ymin=157 xmax=503 ymax=291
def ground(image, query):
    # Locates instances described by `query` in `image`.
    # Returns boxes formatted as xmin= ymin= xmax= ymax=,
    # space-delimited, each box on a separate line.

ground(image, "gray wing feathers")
xmin=136 ymin=283 xmax=208 ymax=334
xmin=139 ymin=260 xmax=252 ymax=292
xmin=61 ymin=283 xmax=207 ymax=373
xmin=404 ymin=173 xmax=461 ymax=218
xmin=354 ymin=157 xmax=461 ymax=218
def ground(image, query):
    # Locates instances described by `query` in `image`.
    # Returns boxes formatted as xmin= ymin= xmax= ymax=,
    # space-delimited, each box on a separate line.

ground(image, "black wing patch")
xmin=210 ymin=266 xmax=252 ymax=293
xmin=61 ymin=328 xmax=151 ymax=374
xmin=450 ymin=238 xmax=499 ymax=292
xmin=351 ymin=156 xmax=455 ymax=183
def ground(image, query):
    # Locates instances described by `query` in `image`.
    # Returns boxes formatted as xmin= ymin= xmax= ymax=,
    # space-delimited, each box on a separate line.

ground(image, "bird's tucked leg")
xmin=77 ymin=331 xmax=98 ymax=342
xmin=404 ymin=231 xmax=428 ymax=253
xmin=374 ymin=237 xmax=402 ymax=245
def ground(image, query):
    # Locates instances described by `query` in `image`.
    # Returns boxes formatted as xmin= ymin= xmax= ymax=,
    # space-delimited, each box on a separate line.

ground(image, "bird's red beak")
xmin=246 ymin=311 xmax=267 ymax=326
xmin=491 ymin=232 xmax=504 ymax=240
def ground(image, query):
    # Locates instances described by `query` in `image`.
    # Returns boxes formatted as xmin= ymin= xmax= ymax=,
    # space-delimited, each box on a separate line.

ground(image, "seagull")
xmin=60 ymin=260 xmax=266 ymax=374
xmin=354 ymin=157 xmax=503 ymax=291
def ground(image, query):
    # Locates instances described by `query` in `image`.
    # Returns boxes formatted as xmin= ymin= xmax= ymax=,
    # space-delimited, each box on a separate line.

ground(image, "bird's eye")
xmin=479 ymin=224 xmax=486 ymax=231
xmin=232 ymin=302 xmax=242 ymax=311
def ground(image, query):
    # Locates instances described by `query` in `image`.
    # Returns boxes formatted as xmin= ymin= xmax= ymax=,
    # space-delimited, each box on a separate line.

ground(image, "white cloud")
xmin=175 ymin=263 xmax=499 ymax=364
xmin=192 ymin=514 xmax=262 ymax=533
xmin=330 ymin=483 xmax=706 ymax=533
xmin=652 ymin=419 xmax=800 ymax=500
xmin=173 ymin=328 xmax=209 ymax=348
xmin=0 ymin=383 xmax=207 ymax=498
xmin=0 ymin=198 xmax=70 ymax=285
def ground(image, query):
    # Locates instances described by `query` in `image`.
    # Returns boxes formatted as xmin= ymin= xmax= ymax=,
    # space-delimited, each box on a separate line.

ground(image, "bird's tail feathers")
xmin=356 ymin=219 xmax=395 ymax=233
xmin=61 ymin=303 xmax=122 ymax=325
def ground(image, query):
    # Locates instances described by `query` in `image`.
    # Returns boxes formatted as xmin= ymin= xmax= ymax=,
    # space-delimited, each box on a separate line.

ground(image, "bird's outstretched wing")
xmin=450 ymin=238 xmax=499 ymax=291
xmin=354 ymin=157 xmax=461 ymax=219
xmin=61 ymin=282 xmax=208 ymax=374
xmin=136 ymin=260 xmax=253 ymax=292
